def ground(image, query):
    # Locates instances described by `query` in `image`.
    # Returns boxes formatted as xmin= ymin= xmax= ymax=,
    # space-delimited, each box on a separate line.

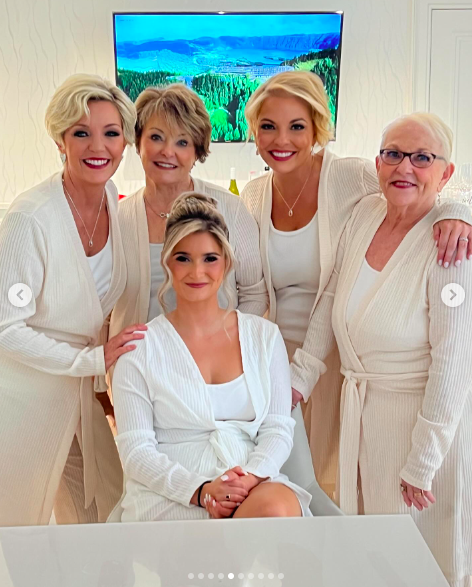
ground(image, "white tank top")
xmin=86 ymin=234 xmax=112 ymax=300
xmin=207 ymin=373 xmax=255 ymax=421
xmin=148 ymin=243 xmax=166 ymax=322
xmin=346 ymin=258 xmax=380 ymax=324
xmin=268 ymin=213 xmax=321 ymax=345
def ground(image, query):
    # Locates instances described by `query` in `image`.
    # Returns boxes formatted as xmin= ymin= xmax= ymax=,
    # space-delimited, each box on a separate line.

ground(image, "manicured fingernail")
xmin=468 ymin=254 xmax=472 ymax=260
xmin=220 ymin=475 xmax=229 ymax=481
xmin=242 ymin=470 xmax=248 ymax=475
xmin=438 ymin=259 xmax=443 ymax=266
xmin=213 ymin=500 xmax=216 ymax=506
xmin=444 ymin=262 xmax=449 ymax=268
xmin=237 ymin=502 xmax=241 ymax=506
xmin=455 ymin=260 xmax=461 ymax=267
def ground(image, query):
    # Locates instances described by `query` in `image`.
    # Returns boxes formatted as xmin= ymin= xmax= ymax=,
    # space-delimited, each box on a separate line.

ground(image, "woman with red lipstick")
xmin=242 ymin=70 xmax=472 ymax=502
xmin=109 ymin=192 xmax=320 ymax=522
xmin=0 ymin=74 xmax=146 ymax=526
xmin=109 ymin=85 xmax=267 ymax=350
xmin=290 ymin=113 xmax=472 ymax=587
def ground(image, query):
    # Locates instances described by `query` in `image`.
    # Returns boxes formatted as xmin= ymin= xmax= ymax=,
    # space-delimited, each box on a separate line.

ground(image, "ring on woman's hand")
xmin=400 ymin=484 xmax=407 ymax=492
xmin=459 ymin=237 xmax=469 ymax=242
xmin=414 ymin=490 xmax=423 ymax=498
xmin=226 ymin=494 xmax=231 ymax=501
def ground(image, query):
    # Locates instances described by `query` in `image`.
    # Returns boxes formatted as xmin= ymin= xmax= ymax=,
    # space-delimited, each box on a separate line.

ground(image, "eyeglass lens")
xmin=381 ymin=150 xmax=434 ymax=168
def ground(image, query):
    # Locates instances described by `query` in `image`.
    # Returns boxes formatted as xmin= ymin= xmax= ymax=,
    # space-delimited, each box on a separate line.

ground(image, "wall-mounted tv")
xmin=113 ymin=12 xmax=343 ymax=143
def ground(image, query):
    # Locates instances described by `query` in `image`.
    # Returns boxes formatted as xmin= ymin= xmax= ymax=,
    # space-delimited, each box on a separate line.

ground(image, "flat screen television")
xmin=113 ymin=12 xmax=343 ymax=142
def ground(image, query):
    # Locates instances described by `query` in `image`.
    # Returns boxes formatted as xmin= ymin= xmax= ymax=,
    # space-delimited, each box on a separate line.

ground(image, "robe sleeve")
xmin=232 ymin=197 xmax=268 ymax=316
xmin=400 ymin=256 xmax=472 ymax=490
xmin=113 ymin=344 xmax=211 ymax=508
xmin=244 ymin=330 xmax=295 ymax=479
xmin=0 ymin=211 xmax=106 ymax=377
xmin=289 ymin=227 xmax=348 ymax=401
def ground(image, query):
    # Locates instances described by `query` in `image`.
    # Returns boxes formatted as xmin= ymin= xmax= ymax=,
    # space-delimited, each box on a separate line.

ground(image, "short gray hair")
xmin=45 ymin=73 xmax=136 ymax=147
xmin=381 ymin=112 xmax=453 ymax=163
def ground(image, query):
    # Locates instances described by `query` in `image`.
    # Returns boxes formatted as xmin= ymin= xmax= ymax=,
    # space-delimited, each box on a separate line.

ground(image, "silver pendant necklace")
xmin=273 ymin=157 xmax=314 ymax=217
xmin=62 ymin=178 xmax=106 ymax=248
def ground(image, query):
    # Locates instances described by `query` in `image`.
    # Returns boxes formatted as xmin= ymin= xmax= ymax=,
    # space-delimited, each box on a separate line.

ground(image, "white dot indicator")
xmin=218 ymin=573 xmax=224 ymax=580
xmin=208 ymin=573 xmax=214 ymax=579
xmin=8 ymin=283 xmax=33 ymax=308
xmin=248 ymin=573 xmax=254 ymax=579
xmin=198 ymin=573 xmax=204 ymax=579
xmin=228 ymin=573 xmax=234 ymax=579
xmin=258 ymin=573 xmax=265 ymax=579
xmin=268 ymin=573 xmax=275 ymax=579
xmin=441 ymin=283 xmax=465 ymax=307
xmin=238 ymin=573 xmax=245 ymax=579
xmin=188 ymin=573 xmax=194 ymax=579
xmin=278 ymin=573 xmax=284 ymax=579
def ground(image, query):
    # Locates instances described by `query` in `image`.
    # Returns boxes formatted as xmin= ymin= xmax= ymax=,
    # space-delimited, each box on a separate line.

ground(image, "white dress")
xmin=110 ymin=311 xmax=312 ymax=522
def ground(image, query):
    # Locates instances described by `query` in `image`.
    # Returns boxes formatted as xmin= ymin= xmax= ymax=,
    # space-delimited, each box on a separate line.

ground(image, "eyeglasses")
xmin=379 ymin=149 xmax=446 ymax=168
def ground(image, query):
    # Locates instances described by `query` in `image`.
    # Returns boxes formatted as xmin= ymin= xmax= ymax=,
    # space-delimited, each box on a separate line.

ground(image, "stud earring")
xmin=60 ymin=152 xmax=66 ymax=164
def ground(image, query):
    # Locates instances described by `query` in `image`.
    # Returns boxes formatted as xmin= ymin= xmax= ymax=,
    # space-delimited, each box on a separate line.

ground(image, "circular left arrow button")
xmin=8 ymin=283 xmax=33 ymax=308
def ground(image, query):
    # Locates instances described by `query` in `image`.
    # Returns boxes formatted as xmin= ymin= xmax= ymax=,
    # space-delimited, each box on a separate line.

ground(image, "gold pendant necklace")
xmin=273 ymin=157 xmax=314 ymax=217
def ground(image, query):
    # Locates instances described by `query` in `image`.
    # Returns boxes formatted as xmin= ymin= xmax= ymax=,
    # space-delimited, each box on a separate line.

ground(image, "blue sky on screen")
xmin=114 ymin=13 xmax=342 ymax=44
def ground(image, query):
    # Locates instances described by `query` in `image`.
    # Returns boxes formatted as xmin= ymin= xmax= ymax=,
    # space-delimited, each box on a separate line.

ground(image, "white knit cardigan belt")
xmin=338 ymin=367 xmax=429 ymax=515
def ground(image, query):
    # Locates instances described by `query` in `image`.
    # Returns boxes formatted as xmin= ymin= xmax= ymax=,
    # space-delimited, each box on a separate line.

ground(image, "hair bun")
xmin=167 ymin=191 xmax=229 ymax=239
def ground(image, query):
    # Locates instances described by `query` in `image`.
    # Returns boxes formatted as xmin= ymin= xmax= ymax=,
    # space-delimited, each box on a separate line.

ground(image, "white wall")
xmin=0 ymin=0 xmax=413 ymax=206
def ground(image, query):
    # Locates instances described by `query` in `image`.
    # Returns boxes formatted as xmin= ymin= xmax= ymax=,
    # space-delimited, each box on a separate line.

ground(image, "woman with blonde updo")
xmin=241 ymin=69 xmax=472 ymax=501
xmin=0 ymin=74 xmax=145 ymax=526
xmin=110 ymin=192 xmax=311 ymax=522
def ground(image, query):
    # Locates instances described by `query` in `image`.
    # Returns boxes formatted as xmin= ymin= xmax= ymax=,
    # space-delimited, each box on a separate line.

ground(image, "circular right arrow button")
xmin=441 ymin=283 xmax=466 ymax=308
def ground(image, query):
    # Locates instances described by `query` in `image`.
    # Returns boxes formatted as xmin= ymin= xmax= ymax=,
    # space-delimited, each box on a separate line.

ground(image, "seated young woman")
xmin=110 ymin=192 xmax=311 ymax=521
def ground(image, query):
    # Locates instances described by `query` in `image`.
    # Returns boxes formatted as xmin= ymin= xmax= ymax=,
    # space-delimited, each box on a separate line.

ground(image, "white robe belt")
xmin=338 ymin=367 xmax=429 ymax=514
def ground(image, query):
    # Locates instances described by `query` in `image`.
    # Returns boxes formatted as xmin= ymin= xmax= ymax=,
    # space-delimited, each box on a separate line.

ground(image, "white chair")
xmin=280 ymin=404 xmax=342 ymax=516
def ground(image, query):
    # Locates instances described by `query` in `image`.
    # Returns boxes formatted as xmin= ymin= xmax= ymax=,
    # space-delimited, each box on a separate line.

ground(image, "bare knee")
xmin=256 ymin=499 xmax=293 ymax=518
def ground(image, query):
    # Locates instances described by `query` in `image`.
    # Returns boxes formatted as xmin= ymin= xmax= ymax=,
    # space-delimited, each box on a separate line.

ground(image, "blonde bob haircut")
xmin=158 ymin=192 xmax=235 ymax=314
xmin=381 ymin=112 xmax=453 ymax=163
xmin=135 ymin=85 xmax=211 ymax=163
xmin=245 ymin=70 xmax=333 ymax=146
xmin=45 ymin=73 xmax=136 ymax=147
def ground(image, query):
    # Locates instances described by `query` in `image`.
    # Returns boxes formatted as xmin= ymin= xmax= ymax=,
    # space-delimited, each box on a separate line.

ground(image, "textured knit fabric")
xmin=109 ymin=311 xmax=312 ymax=522
xmin=0 ymin=171 xmax=125 ymax=526
xmin=345 ymin=259 xmax=380 ymax=323
xmin=291 ymin=195 xmax=472 ymax=585
xmin=109 ymin=177 xmax=268 ymax=348
xmin=241 ymin=147 xmax=472 ymax=497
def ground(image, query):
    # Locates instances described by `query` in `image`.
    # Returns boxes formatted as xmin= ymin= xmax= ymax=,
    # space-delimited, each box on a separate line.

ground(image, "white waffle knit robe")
xmin=291 ymin=195 xmax=472 ymax=585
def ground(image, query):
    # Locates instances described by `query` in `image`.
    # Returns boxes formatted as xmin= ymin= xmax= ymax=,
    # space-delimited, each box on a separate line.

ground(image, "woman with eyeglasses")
xmin=291 ymin=113 xmax=472 ymax=587
xmin=242 ymin=70 xmax=472 ymax=502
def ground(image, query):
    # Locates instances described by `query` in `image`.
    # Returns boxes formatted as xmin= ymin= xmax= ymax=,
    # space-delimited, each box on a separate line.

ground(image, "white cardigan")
xmin=0 ymin=172 xmax=126 ymax=524
xmin=109 ymin=178 xmax=268 ymax=344
xmin=110 ymin=311 xmax=312 ymax=521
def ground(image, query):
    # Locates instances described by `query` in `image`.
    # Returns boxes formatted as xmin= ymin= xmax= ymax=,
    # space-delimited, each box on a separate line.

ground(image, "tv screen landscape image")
xmin=114 ymin=13 xmax=343 ymax=142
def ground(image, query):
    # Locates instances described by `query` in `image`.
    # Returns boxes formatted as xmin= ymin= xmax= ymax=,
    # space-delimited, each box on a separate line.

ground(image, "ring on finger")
xmin=459 ymin=237 xmax=469 ymax=243
xmin=226 ymin=494 xmax=231 ymax=501
xmin=400 ymin=484 xmax=407 ymax=492
xmin=413 ymin=490 xmax=423 ymax=498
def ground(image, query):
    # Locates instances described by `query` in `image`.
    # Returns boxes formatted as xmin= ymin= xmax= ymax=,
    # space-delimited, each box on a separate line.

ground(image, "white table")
xmin=0 ymin=515 xmax=447 ymax=587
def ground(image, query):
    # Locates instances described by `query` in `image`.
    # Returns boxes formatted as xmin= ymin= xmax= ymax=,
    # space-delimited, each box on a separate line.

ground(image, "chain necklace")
xmin=144 ymin=194 xmax=171 ymax=219
xmin=273 ymin=157 xmax=314 ymax=217
xmin=62 ymin=178 xmax=106 ymax=248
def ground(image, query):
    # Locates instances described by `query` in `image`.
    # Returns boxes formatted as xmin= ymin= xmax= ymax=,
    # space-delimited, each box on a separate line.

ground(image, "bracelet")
xmin=197 ymin=481 xmax=211 ymax=507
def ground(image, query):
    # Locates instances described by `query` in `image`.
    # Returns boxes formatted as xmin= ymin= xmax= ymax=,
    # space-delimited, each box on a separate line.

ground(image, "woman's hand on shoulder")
xmin=400 ymin=478 xmax=436 ymax=511
xmin=434 ymin=220 xmax=472 ymax=268
xmin=104 ymin=323 xmax=148 ymax=371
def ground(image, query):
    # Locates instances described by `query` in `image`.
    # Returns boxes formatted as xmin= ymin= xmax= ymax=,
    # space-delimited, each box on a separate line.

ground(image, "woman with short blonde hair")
xmin=0 ymin=73 xmax=146 ymax=526
xmin=109 ymin=84 xmax=267 ymax=354
xmin=241 ymin=69 xmax=472 ymax=504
